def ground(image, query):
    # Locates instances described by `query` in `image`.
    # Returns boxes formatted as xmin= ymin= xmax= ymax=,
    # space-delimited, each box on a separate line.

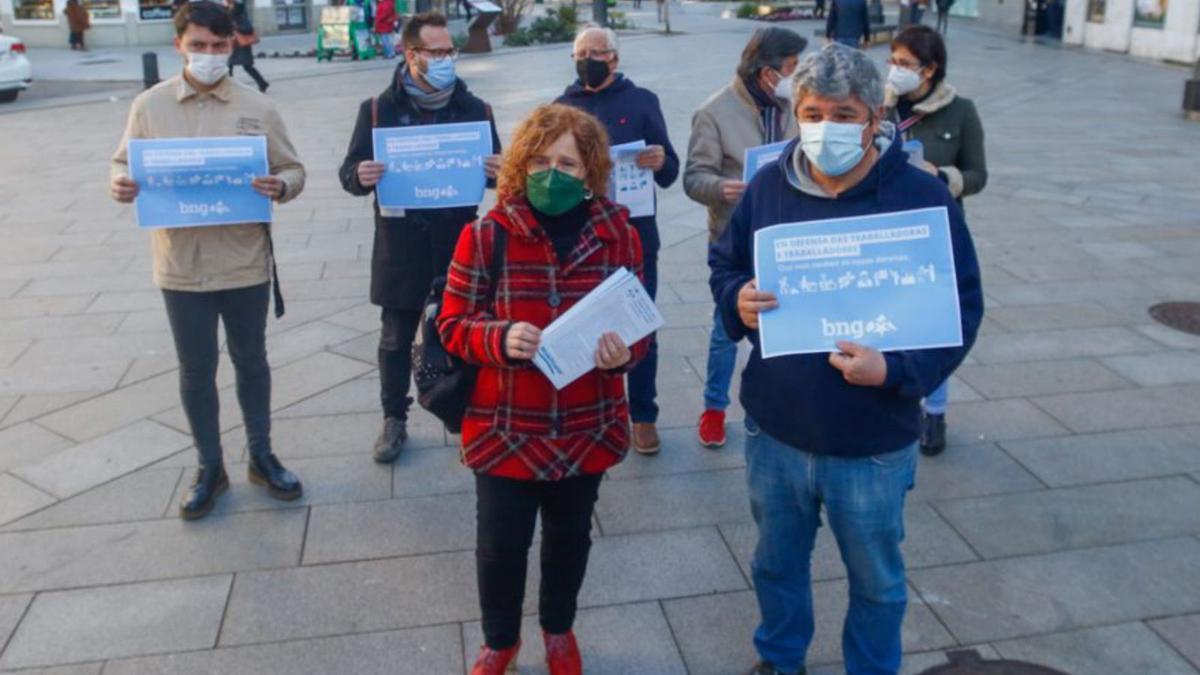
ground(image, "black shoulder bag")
xmin=411 ymin=223 xmax=507 ymax=434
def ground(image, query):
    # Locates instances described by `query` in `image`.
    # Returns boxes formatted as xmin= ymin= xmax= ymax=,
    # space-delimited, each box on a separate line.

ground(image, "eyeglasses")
xmin=573 ymin=48 xmax=616 ymax=61
xmin=412 ymin=47 xmax=459 ymax=60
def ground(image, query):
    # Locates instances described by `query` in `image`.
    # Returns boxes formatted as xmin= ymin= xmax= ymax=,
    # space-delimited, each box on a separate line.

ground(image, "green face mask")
xmin=526 ymin=169 xmax=587 ymax=216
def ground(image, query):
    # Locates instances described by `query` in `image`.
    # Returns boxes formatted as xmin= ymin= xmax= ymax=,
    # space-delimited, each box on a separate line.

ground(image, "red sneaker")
xmin=470 ymin=642 xmax=520 ymax=675
xmin=698 ymin=409 xmax=727 ymax=449
xmin=544 ymin=630 xmax=582 ymax=675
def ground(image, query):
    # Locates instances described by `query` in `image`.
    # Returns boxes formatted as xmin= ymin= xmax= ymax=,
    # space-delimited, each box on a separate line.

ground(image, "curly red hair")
xmin=497 ymin=104 xmax=613 ymax=200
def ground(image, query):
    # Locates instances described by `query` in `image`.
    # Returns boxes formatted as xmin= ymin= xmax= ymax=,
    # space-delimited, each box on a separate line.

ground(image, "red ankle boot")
xmin=543 ymin=630 xmax=582 ymax=675
xmin=470 ymin=642 xmax=520 ymax=675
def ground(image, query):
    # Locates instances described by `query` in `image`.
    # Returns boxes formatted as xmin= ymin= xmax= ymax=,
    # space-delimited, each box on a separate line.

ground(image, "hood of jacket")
xmin=884 ymin=81 xmax=958 ymax=115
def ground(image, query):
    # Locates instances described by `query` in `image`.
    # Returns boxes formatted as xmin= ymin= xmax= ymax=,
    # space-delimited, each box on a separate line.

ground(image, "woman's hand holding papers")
xmin=737 ymin=279 xmax=779 ymax=331
xmin=505 ymin=322 xmax=542 ymax=361
xmin=828 ymin=341 xmax=888 ymax=387
xmin=594 ymin=332 xmax=631 ymax=371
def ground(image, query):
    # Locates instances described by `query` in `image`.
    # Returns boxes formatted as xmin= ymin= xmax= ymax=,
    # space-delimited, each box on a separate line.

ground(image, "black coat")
xmin=339 ymin=70 xmax=502 ymax=309
xmin=229 ymin=4 xmax=255 ymax=66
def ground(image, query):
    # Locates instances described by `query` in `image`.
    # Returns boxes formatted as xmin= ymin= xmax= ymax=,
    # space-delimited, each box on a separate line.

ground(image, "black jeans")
xmin=628 ymin=253 xmax=658 ymax=423
xmin=475 ymin=472 xmax=604 ymax=650
xmin=379 ymin=307 xmax=421 ymax=420
xmin=229 ymin=63 xmax=269 ymax=92
xmin=162 ymin=283 xmax=272 ymax=467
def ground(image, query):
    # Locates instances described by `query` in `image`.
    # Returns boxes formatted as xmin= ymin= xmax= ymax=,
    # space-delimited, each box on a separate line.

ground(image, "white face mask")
xmin=887 ymin=65 xmax=923 ymax=96
xmin=186 ymin=51 xmax=228 ymax=86
xmin=773 ymin=69 xmax=794 ymax=101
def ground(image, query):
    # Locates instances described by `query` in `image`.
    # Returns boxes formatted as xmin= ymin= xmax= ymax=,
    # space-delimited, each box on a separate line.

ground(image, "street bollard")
xmin=1185 ymin=59 xmax=1200 ymax=122
xmin=592 ymin=0 xmax=607 ymax=27
xmin=142 ymin=51 xmax=160 ymax=90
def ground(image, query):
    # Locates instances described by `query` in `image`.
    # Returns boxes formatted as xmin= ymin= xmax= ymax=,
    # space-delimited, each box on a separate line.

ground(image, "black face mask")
xmin=576 ymin=58 xmax=611 ymax=90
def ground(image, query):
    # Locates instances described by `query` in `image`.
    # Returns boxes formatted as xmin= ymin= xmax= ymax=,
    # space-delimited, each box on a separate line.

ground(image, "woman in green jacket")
xmin=885 ymin=24 xmax=987 ymax=457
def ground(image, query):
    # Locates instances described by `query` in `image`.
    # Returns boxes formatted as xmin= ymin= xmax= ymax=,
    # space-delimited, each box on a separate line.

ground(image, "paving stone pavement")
xmin=2 ymin=3 xmax=1200 ymax=673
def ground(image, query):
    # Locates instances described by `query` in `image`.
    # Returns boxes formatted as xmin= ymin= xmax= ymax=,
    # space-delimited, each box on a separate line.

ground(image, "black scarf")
xmin=742 ymin=75 xmax=785 ymax=144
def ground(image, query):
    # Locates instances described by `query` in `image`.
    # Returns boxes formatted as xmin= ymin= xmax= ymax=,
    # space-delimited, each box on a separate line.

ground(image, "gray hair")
xmin=574 ymin=25 xmax=619 ymax=54
xmin=790 ymin=43 xmax=884 ymax=113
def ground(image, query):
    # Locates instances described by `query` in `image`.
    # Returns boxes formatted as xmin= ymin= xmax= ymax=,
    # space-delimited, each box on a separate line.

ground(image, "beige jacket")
xmin=684 ymin=78 xmax=798 ymax=242
xmin=111 ymin=74 xmax=305 ymax=292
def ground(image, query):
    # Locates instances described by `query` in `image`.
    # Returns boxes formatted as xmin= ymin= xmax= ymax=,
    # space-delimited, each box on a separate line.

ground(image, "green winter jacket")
xmin=887 ymin=82 xmax=987 ymax=200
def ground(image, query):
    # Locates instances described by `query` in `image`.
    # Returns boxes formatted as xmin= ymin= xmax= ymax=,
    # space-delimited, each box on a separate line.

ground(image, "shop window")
xmin=139 ymin=0 xmax=175 ymax=20
xmin=13 ymin=0 xmax=54 ymax=20
xmin=84 ymin=0 xmax=121 ymax=19
xmin=1133 ymin=0 xmax=1167 ymax=29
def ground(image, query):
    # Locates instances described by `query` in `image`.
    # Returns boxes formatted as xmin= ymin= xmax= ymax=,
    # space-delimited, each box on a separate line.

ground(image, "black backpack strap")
xmin=486 ymin=221 xmax=507 ymax=306
xmin=267 ymin=231 xmax=285 ymax=318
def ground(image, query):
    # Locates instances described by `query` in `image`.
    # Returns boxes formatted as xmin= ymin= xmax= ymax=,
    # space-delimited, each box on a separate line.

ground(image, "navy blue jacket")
xmin=556 ymin=75 xmax=679 ymax=258
xmin=708 ymin=133 xmax=984 ymax=458
xmin=826 ymin=0 xmax=871 ymax=42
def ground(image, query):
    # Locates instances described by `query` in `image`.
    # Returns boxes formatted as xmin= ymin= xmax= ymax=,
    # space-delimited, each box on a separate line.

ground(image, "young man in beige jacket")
xmin=110 ymin=1 xmax=306 ymax=520
xmin=684 ymin=27 xmax=805 ymax=450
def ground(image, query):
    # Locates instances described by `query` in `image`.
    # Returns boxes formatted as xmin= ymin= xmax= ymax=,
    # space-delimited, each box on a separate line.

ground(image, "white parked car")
xmin=0 ymin=33 xmax=33 ymax=103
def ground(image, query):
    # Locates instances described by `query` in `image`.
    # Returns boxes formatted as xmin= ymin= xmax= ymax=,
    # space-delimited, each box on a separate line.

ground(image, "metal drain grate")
xmin=1149 ymin=302 xmax=1200 ymax=336
xmin=919 ymin=650 xmax=1072 ymax=675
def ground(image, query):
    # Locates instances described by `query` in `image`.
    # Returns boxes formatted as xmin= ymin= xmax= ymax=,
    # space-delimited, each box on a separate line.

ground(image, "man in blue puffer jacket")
xmin=709 ymin=44 xmax=983 ymax=675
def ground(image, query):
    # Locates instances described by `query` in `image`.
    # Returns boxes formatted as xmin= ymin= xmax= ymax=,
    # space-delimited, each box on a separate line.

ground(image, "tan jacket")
xmin=111 ymin=74 xmax=305 ymax=292
xmin=684 ymin=78 xmax=798 ymax=242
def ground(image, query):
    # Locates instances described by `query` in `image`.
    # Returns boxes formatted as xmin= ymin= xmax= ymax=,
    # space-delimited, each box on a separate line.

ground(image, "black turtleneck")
xmin=896 ymin=85 xmax=935 ymax=123
xmin=533 ymin=200 xmax=591 ymax=264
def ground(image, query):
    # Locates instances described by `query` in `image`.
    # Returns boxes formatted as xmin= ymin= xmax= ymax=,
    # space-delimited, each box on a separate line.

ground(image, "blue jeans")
xmin=835 ymin=36 xmax=861 ymax=48
xmin=745 ymin=418 xmax=915 ymax=675
xmin=703 ymin=307 xmax=738 ymax=411
xmin=923 ymin=381 xmax=949 ymax=415
xmin=378 ymin=32 xmax=395 ymax=58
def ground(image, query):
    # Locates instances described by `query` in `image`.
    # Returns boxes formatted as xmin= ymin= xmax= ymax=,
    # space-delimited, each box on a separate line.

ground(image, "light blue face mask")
xmin=422 ymin=56 xmax=457 ymax=90
xmin=799 ymin=121 xmax=869 ymax=177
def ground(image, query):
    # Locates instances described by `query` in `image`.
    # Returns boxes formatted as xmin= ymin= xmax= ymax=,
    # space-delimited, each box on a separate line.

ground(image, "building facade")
xmin=1063 ymin=0 xmax=1200 ymax=63
xmin=1 ymin=0 xmax=321 ymax=47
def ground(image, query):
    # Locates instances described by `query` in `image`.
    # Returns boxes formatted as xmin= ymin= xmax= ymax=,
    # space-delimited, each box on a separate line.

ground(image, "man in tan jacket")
xmin=684 ymin=27 xmax=805 ymax=450
xmin=110 ymin=1 xmax=306 ymax=520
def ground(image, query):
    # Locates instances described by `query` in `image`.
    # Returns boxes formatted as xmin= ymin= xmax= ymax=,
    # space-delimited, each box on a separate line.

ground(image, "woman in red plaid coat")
xmin=439 ymin=104 xmax=650 ymax=675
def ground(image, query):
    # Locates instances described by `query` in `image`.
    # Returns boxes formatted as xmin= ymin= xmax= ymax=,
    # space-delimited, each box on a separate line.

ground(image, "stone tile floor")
xmin=1 ymin=3 xmax=1199 ymax=673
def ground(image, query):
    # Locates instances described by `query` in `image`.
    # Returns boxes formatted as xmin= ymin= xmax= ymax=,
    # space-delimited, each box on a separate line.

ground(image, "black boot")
xmin=920 ymin=412 xmax=948 ymax=456
xmin=180 ymin=464 xmax=229 ymax=520
xmin=372 ymin=416 xmax=408 ymax=464
xmin=248 ymin=453 xmax=303 ymax=501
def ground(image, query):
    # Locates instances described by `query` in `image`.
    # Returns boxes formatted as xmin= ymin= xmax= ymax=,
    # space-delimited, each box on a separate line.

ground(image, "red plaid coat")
xmin=437 ymin=196 xmax=651 ymax=481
